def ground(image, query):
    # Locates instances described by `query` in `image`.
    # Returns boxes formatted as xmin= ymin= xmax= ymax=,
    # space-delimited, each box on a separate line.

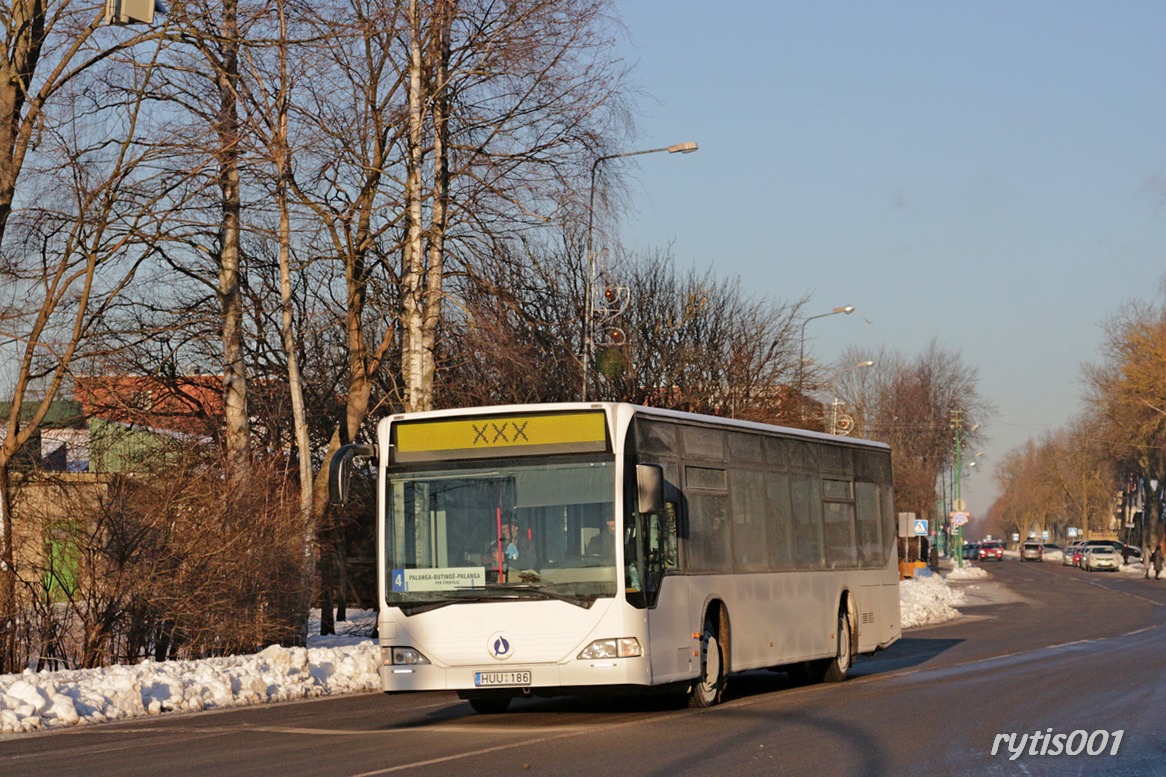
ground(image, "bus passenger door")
xmin=646 ymin=498 xmax=693 ymax=684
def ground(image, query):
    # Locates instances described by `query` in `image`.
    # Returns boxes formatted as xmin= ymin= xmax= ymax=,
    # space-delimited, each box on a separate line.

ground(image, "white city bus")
xmin=330 ymin=402 xmax=900 ymax=712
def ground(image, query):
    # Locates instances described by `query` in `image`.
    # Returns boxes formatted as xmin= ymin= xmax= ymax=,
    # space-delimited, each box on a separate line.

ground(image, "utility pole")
xmin=581 ymin=142 xmax=698 ymax=401
xmin=952 ymin=409 xmax=964 ymax=568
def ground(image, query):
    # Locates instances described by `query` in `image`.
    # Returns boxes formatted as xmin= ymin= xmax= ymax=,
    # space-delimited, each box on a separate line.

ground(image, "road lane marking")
xmin=1073 ymin=576 xmax=1166 ymax=607
xmin=348 ymin=710 xmax=684 ymax=776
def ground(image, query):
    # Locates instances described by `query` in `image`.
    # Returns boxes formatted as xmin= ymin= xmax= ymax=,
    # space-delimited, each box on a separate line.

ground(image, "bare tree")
xmin=150 ymin=0 xmax=254 ymax=484
xmin=988 ymin=439 xmax=1063 ymax=543
xmin=397 ymin=0 xmax=632 ymax=412
xmin=604 ymin=250 xmax=805 ymax=423
xmin=861 ymin=340 xmax=990 ymax=528
xmin=442 ymin=242 xmax=808 ymax=420
xmin=280 ymin=0 xmax=631 ymax=631
xmin=827 ymin=345 xmax=879 ymax=437
xmin=1045 ymin=418 xmax=1119 ymax=539
xmin=1084 ymin=285 xmax=1166 ymax=568
xmin=229 ymin=0 xmax=320 ymax=643
xmin=437 ymin=233 xmax=584 ymax=406
xmin=0 ymin=23 xmax=165 ymax=669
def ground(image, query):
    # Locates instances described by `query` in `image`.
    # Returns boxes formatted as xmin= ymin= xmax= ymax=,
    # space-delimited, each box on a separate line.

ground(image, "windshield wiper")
xmin=456 ymin=582 xmax=596 ymax=609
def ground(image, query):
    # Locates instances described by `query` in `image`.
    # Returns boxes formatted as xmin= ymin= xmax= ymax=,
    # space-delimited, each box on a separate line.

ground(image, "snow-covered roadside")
xmin=1 ymin=568 xmax=982 ymax=734
xmin=898 ymin=563 xmax=985 ymax=628
xmin=0 ymin=611 xmax=380 ymax=735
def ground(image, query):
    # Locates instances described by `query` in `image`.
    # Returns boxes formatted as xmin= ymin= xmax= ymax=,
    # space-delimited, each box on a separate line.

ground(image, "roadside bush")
xmin=12 ymin=446 xmax=305 ymax=669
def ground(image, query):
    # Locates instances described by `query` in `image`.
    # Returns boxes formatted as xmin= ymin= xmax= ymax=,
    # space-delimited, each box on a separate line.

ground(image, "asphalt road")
xmin=4 ymin=559 xmax=1165 ymax=777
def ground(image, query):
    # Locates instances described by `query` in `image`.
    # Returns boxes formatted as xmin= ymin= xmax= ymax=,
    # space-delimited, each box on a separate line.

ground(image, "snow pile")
xmin=899 ymin=566 xmax=969 ymax=627
xmin=0 ymin=611 xmax=380 ymax=735
xmin=1 ymin=572 xmax=975 ymax=735
xmin=945 ymin=564 xmax=990 ymax=581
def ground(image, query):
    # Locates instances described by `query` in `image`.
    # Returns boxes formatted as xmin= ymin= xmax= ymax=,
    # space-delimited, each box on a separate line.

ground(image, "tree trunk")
xmin=1144 ymin=474 xmax=1163 ymax=578
xmin=401 ymin=0 xmax=427 ymax=413
xmin=268 ymin=0 xmax=315 ymax=647
xmin=0 ymin=463 xmax=16 ymax=672
xmin=216 ymin=0 xmax=251 ymax=484
xmin=420 ymin=1 xmax=452 ymax=412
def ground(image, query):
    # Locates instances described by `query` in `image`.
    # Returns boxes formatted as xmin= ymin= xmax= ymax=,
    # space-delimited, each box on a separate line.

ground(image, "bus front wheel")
xmin=689 ymin=617 xmax=725 ymax=708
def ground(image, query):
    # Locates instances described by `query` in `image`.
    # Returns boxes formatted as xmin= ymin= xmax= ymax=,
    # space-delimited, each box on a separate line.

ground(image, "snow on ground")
xmin=1 ymin=559 xmax=1153 ymax=735
xmin=898 ymin=563 xmax=984 ymax=628
xmin=0 ymin=611 xmax=380 ymax=735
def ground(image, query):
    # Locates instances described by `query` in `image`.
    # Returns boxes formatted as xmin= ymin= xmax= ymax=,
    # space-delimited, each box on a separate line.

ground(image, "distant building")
xmin=2 ymin=375 xmax=223 ymax=474
xmin=0 ymin=400 xmax=88 ymax=472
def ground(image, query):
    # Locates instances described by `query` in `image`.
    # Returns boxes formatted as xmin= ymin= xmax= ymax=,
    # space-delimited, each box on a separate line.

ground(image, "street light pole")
xmin=795 ymin=305 xmax=855 ymax=418
xmin=581 ymin=141 xmax=699 ymax=401
xmin=829 ymin=359 xmax=873 ymax=435
xmin=951 ymin=413 xmax=981 ymax=568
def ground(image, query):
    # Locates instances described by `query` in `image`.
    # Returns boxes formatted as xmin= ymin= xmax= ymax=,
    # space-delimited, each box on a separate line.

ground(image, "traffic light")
xmin=104 ymin=0 xmax=164 ymax=25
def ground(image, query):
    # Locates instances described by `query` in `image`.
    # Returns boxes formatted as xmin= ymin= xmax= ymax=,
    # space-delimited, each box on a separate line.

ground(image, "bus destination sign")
xmin=393 ymin=410 xmax=609 ymax=462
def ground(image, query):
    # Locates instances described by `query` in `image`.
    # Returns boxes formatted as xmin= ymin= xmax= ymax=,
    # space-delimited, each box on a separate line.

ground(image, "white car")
xmin=1062 ymin=541 xmax=1084 ymax=566
xmin=1081 ymin=545 xmax=1119 ymax=572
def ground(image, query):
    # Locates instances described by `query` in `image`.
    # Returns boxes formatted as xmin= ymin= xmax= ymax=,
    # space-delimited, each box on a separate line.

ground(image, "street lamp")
xmin=951 ymin=413 xmax=980 ymax=567
xmin=829 ymin=359 xmax=874 ymax=435
xmin=796 ymin=305 xmax=855 ymax=416
xmin=581 ymin=141 xmax=699 ymax=401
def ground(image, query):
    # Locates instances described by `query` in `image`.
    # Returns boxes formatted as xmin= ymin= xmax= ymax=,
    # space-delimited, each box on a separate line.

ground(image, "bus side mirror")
xmin=636 ymin=464 xmax=664 ymax=515
xmin=328 ymin=444 xmax=377 ymax=506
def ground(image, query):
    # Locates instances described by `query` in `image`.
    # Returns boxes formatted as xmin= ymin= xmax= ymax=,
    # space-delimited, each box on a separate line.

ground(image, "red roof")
xmin=74 ymin=375 xmax=223 ymax=436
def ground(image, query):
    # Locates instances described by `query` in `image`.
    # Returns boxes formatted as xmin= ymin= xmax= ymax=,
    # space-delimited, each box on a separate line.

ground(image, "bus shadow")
xmin=850 ymin=636 xmax=964 ymax=677
xmin=721 ymin=637 xmax=963 ymax=701
xmin=381 ymin=637 xmax=965 ymax=727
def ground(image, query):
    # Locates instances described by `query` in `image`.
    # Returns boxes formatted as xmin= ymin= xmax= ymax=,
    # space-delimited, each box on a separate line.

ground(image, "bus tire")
xmin=466 ymin=695 xmax=511 ymax=714
xmin=822 ymin=607 xmax=854 ymax=683
xmin=689 ymin=615 xmax=725 ymax=708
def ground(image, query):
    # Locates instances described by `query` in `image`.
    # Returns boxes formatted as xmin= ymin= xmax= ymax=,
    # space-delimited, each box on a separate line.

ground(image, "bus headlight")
xmin=383 ymin=646 xmax=431 ymax=666
xmin=577 ymin=638 xmax=642 ymax=660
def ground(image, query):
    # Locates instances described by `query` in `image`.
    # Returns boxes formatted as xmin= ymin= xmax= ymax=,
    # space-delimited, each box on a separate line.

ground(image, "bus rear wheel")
xmin=821 ymin=608 xmax=853 ymax=683
xmin=790 ymin=606 xmax=853 ymax=685
xmin=689 ymin=617 xmax=725 ymax=708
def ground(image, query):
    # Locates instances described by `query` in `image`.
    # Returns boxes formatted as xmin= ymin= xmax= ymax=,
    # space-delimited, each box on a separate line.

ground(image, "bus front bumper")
xmin=380 ymin=655 xmax=655 ymax=694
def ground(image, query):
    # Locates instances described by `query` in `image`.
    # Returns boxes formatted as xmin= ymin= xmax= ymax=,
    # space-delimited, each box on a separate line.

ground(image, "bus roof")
xmin=383 ymin=401 xmax=891 ymax=452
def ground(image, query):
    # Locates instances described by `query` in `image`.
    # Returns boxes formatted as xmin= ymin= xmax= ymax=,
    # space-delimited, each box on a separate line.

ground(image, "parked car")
xmin=977 ymin=541 xmax=1005 ymax=561
xmin=1081 ymin=545 xmax=1120 ymax=572
xmin=961 ymin=542 xmax=980 ymax=560
xmin=1080 ymin=539 xmax=1125 ymax=558
xmin=1062 ymin=541 xmax=1084 ymax=566
xmin=1095 ymin=540 xmax=1141 ymax=560
xmin=1020 ymin=541 xmax=1043 ymax=561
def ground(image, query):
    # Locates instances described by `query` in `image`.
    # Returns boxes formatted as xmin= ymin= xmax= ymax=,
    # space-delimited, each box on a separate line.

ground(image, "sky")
xmin=0 ymin=564 xmax=1014 ymax=734
xmin=609 ymin=1 xmax=1166 ymax=519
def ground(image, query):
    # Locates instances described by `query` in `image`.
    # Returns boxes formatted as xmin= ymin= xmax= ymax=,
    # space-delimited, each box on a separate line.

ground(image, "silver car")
xmin=1020 ymin=541 xmax=1043 ymax=561
xmin=1062 ymin=541 xmax=1084 ymax=566
xmin=1081 ymin=545 xmax=1119 ymax=572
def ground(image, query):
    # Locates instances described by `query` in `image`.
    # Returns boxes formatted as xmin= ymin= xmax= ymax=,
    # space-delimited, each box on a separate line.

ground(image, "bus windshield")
xmin=386 ymin=458 xmax=617 ymax=611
